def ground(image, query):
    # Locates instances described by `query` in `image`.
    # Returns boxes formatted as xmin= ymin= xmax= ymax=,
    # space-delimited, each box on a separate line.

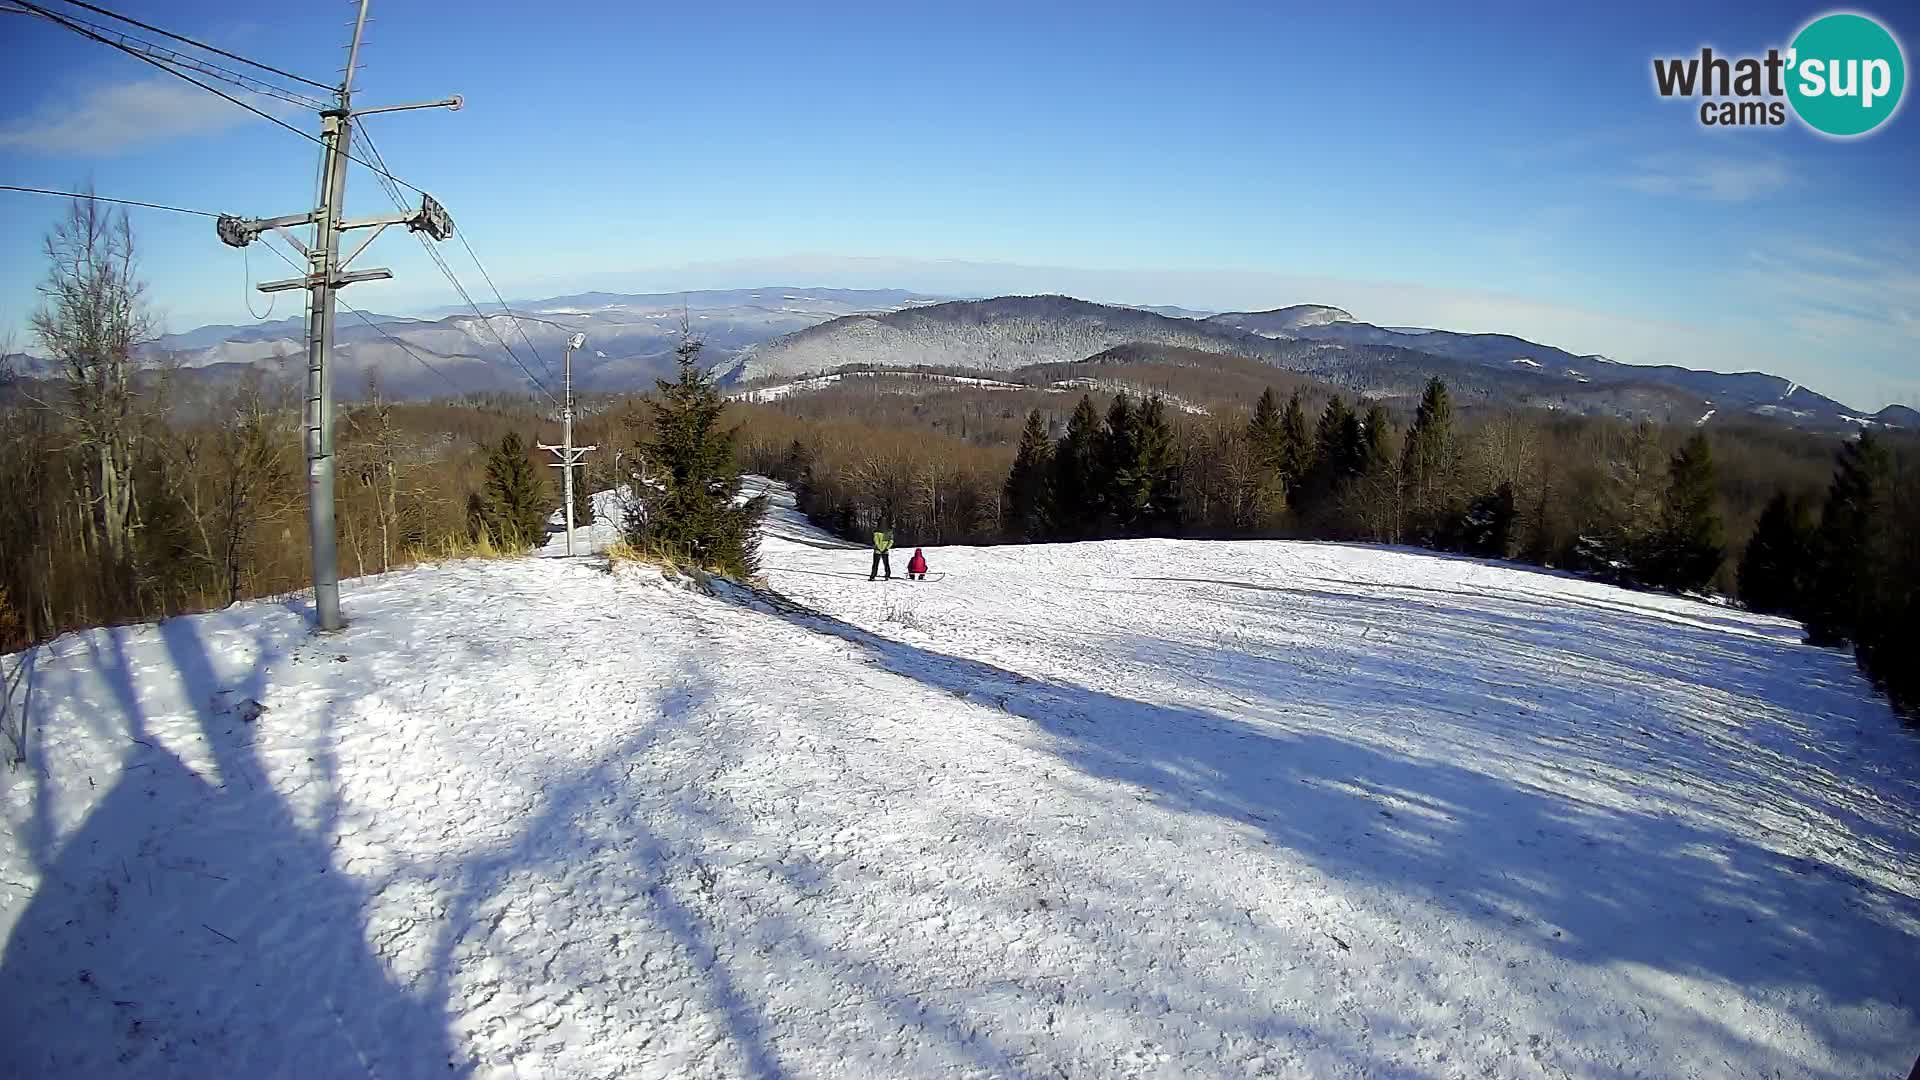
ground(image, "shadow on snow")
xmin=719 ymin=578 xmax=1920 ymax=1076
xmin=0 ymin=604 xmax=457 ymax=1077
xmin=6 ymin=556 xmax=1916 ymax=1077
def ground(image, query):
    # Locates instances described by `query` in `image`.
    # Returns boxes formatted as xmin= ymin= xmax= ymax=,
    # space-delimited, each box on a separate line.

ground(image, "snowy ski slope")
xmin=2 ymin=481 xmax=1916 ymax=1078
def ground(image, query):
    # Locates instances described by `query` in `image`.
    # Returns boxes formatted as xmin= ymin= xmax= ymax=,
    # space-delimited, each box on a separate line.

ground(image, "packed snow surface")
xmin=3 ymin=482 xmax=1918 ymax=1078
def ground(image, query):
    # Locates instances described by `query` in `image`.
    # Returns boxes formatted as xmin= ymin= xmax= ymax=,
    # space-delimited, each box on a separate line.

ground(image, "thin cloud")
xmin=1619 ymin=153 xmax=1796 ymax=202
xmin=1747 ymin=245 xmax=1920 ymax=322
xmin=1786 ymin=309 xmax=1892 ymax=343
xmin=585 ymin=252 xmax=1733 ymax=354
xmin=1738 ymin=242 xmax=1920 ymax=407
xmin=0 ymin=78 xmax=269 ymax=156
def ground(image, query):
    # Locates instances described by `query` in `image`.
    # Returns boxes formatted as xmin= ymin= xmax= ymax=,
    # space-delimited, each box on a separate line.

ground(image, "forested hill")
xmin=714 ymin=295 xmax=1310 ymax=381
xmin=725 ymin=295 xmax=1883 ymax=433
xmin=5 ymin=289 xmax=1897 ymax=435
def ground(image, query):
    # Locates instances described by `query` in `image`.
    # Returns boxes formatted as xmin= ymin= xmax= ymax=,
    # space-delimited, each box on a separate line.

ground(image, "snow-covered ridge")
xmin=1045 ymin=377 xmax=1209 ymax=414
xmin=728 ymin=370 xmax=1210 ymax=414
xmin=4 ymin=289 xmax=949 ymax=401
xmin=3 ymin=482 xmax=1916 ymax=1077
xmin=726 ymin=370 xmax=1034 ymax=403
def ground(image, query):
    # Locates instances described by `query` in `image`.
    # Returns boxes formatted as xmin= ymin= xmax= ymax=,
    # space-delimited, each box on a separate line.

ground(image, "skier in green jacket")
xmin=870 ymin=529 xmax=894 ymax=581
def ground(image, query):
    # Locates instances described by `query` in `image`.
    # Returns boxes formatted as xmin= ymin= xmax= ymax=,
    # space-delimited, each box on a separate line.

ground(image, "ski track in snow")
xmin=2 ymin=481 xmax=1917 ymax=1079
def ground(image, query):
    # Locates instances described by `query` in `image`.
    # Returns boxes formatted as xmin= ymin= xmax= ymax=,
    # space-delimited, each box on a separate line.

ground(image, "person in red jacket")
xmin=907 ymin=548 xmax=929 ymax=581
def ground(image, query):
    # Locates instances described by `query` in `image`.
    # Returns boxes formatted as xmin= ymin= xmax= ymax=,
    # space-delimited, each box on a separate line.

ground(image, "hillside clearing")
xmin=2 ymin=485 xmax=1916 ymax=1078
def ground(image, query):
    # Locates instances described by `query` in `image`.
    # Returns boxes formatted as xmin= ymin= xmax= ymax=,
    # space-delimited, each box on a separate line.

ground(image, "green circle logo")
xmin=1787 ymin=12 xmax=1906 ymax=136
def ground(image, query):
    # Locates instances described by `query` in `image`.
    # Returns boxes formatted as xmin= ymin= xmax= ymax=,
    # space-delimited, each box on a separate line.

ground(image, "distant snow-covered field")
xmin=728 ymin=370 xmax=1210 ymax=414
xmin=2 ymin=481 xmax=1916 ymax=1078
xmin=725 ymin=370 xmax=1037 ymax=403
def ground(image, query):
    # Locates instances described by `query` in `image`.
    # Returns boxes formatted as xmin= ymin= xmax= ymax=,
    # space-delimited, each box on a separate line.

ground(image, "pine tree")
xmin=1003 ymin=409 xmax=1054 ymax=540
xmin=1086 ymin=392 xmax=1184 ymax=535
xmin=1339 ymin=410 xmax=1364 ymax=469
xmin=1348 ymin=404 xmax=1401 ymax=541
xmin=1359 ymin=404 xmax=1392 ymax=468
xmin=481 ymin=431 xmax=548 ymax=551
xmin=1317 ymin=396 xmax=1361 ymax=474
xmin=1738 ymin=492 xmax=1815 ymax=616
xmin=1646 ymin=432 xmax=1724 ymax=592
xmin=1804 ymin=432 xmax=1893 ymax=646
xmin=1096 ymin=392 xmax=1139 ymax=531
xmin=1865 ymin=589 xmax=1919 ymax=714
xmin=1853 ymin=472 xmax=1920 ymax=709
xmin=1135 ymin=394 xmax=1182 ymax=532
xmin=1279 ymin=391 xmax=1312 ymax=492
xmin=781 ymin=439 xmax=816 ymax=497
xmin=1248 ymin=388 xmax=1284 ymax=462
xmin=1050 ymin=395 xmax=1102 ymax=538
xmin=570 ymin=473 xmax=595 ymax=528
xmin=1460 ymin=482 xmax=1518 ymax=559
xmin=1246 ymin=388 xmax=1288 ymax=521
xmin=628 ymin=333 xmax=767 ymax=577
xmin=1301 ymin=394 xmax=1357 ymax=515
xmin=1400 ymin=378 xmax=1457 ymax=544
xmin=1578 ymin=420 xmax=1665 ymax=584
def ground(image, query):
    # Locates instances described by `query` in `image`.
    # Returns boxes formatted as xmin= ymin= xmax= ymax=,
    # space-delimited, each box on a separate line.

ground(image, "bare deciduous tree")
xmin=344 ymin=374 xmax=405 ymax=573
xmin=200 ymin=375 xmax=298 ymax=604
xmin=29 ymin=195 xmax=157 ymax=599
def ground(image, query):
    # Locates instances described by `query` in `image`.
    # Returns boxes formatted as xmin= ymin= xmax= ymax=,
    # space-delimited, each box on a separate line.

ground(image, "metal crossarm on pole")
xmin=9 ymin=0 xmax=462 ymax=633
xmin=202 ymin=0 xmax=459 ymax=631
xmin=537 ymin=333 xmax=593 ymax=555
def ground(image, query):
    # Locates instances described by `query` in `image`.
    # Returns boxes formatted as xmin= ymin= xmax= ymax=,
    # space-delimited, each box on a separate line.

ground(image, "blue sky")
xmin=1 ymin=0 xmax=1915 ymax=408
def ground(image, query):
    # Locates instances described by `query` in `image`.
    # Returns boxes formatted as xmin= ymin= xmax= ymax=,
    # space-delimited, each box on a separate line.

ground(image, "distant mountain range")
xmin=1206 ymin=304 xmax=1355 ymax=333
xmin=725 ymin=295 xmax=1903 ymax=431
xmin=2 ymin=287 xmax=1908 ymax=432
xmin=4 ymin=288 xmax=946 ymax=401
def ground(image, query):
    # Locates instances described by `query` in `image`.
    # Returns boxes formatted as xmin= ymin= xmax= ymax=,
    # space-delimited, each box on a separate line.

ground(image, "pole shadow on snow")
xmin=5 ymin=644 xmax=53 ymax=872
xmin=6 ymin=559 xmax=1911 ymax=1076
xmin=406 ymin=653 xmax=1426 ymax=1079
xmin=0 ymin=606 xmax=457 ymax=1078
xmin=1113 ymin=572 xmax=1882 ymax=745
xmin=1299 ymin=569 xmax=1799 ymax=642
xmin=1154 ymin=575 xmax=1905 ymax=798
xmin=720 ymin=581 xmax=1920 ymax=1077
xmin=410 ymin=670 xmax=790 ymax=1079
xmin=406 ymin=660 xmax=1060 ymax=1079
